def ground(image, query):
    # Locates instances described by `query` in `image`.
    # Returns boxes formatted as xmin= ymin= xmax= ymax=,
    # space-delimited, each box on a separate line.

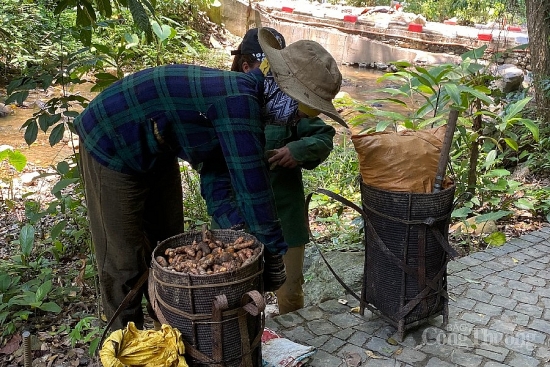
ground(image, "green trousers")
xmin=80 ymin=148 xmax=184 ymax=330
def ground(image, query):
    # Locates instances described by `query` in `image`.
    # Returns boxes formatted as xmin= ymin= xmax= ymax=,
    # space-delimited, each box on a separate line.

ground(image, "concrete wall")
xmin=219 ymin=0 xmax=461 ymax=66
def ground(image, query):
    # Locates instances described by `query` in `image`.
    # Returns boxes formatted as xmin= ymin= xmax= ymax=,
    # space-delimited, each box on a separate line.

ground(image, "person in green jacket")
xmin=230 ymin=28 xmax=338 ymax=314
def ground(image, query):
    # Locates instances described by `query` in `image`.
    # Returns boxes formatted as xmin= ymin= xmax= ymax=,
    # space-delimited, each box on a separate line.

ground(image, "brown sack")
xmin=351 ymin=126 xmax=447 ymax=193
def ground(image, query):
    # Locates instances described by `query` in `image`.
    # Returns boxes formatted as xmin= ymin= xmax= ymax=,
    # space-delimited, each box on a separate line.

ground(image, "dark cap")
xmin=231 ymin=27 xmax=285 ymax=61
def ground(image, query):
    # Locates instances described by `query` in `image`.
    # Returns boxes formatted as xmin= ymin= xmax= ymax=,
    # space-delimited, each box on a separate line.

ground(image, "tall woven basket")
xmin=149 ymin=229 xmax=265 ymax=367
xmin=360 ymin=182 xmax=457 ymax=340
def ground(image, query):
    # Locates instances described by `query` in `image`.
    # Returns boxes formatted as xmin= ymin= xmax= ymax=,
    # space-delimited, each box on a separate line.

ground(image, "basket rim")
xmin=360 ymin=182 xmax=456 ymax=196
xmin=151 ymin=229 xmax=264 ymax=278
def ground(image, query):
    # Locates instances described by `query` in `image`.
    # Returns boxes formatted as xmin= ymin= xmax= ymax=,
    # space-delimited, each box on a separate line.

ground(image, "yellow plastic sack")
xmin=99 ymin=322 xmax=188 ymax=367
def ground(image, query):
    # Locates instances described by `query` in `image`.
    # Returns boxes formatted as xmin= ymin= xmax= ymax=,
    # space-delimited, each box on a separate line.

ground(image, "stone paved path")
xmin=265 ymin=226 xmax=550 ymax=366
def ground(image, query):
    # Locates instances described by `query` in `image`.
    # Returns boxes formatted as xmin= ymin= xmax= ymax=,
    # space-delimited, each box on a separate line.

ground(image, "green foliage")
xmin=0 ymin=148 xmax=27 ymax=173
xmin=401 ymin=0 xmax=525 ymax=25
xmin=351 ymin=45 xmax=539 ymax=248
xmin=0 ymin=147 xmax=28 ymax=201
xmin=523 ymin=121 xmax=550 ymax=176
xmin=67 ymin=316 xmax=102 ymax=355
xmin=4 ymin=0 xmax=209 ymax=147
xmin=0 ymin=261 xmax=75 ymax=337
xmin=0 ymin=153 xmax=94 ymax=339
xmin=181 ymin=163 xmax=209 ymax=230
xmin=0 ymin=0 xmax=77 ymax=75
xmin=303 ymin=141 xmax=363 ymax=251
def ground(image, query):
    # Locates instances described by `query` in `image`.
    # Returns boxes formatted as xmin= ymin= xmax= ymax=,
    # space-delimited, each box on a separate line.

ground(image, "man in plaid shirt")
xmin=75 ymin=29 xmax=346 ymax=330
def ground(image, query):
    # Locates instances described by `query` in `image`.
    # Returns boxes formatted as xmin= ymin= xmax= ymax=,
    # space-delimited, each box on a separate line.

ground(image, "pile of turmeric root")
xmin=155 ymin=227 xmax=262 ymax=275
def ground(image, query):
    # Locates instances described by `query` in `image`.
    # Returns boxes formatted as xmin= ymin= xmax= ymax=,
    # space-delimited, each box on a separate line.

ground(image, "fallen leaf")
xmin=387 ymin=337 xmax=398 ymax=345
xmin=0 ymin=333 xmax=21 ymax=355
xmin=343 ymin=352 xmax=361 ymax=367
xmin=350 ymin=306 xmax=361 ymax=313
xmin=464 ymin=278 xmax=481 ymax=284
xmin=365 ymin=350 xmax=383 ymax=359
xmin=47 ymin=354 xmax=58 ymax=367
xmin=512 ymin=257 xmax=519 ymax=263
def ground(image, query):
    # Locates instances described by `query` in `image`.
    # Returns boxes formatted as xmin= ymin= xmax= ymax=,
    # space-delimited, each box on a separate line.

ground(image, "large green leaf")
xmin=521 ymin=119 xmax=539 ymax=141
xmin=458 ymin=86 xmax=492 ymax=105
xmin=152 ymin=21 xmax=173 ymax=43
xmin=140 ymin=0 xmax=156 ymax=13
xmin=52 ymin=178 xmax=80 ymax=196
xmin=36 ymin=280 xmax=52 ymax=302
xmin=502 ymin=97 xmax=532 ymax=124
xmin=39 ymin=302 xmax=62 ymax=313
xmin=38 ymin=114 xmax=50 ymax=132
xmin=417 ymin=76 xmax=437 ymax=92
xmin=443 ymin=84 xmax=461 ymax=106
xmin=483 ymin=149 xmax=497 ymax=168
xmin=9 ymin=78 xmax=37 ymax=94
xmin=503 ymin=137 xmax=519 ymax=151
xmin=24 ymin=120 xmax=39 ymax=145
xmin=124 ymin=33 xmax=140 ymax=48
xmin=486 ymin=169 xmax=511 ymax=177
xmin=474 ymin=210 xmax=513 ymax=223
xmin=452 ymin=207 xmax=471 ymax=218
xmin=49 ymin=123 xmax=65 ymax=147
xmin=96 ymin=0 xmax=112 ymax=17
xmin=19 ymin=224 xmax=35 ymax=257
xmin=91 ymin=72 xmax=120 ymax=92
xmin=8 ymin=150 xmax=27 ymax=172
xmin=461 ymin=45 xmax=487 ymax=61
xmin=0 ymin=274 xmax=11 ymax=293
xmin=375 ymin=120 xmax=392 ymax=132
xmin=50 ymin=221 xmax=68 ymax=241
xmin=515 ymin=198 xmax=534 ymax=210
xmin=484 ymin=231 xmax=507 ymax=246
xmin=128 ymin=0 xmax=153 ymax=42
xmin=0 ymin=311 xmax=9 ymax=325
xmin=6 ymin=91 xmax=29 ymax=105
xmin=374 ymin=88 xmax=409 ymax=97
xmin=80 ymin=28 xmax=92 ymax=46
xmin=56 ymin=161 xmax=71 ymax=175
xmin=76 ymin=3 xmax=92 ymax=26
xmin=54 ymin=0 xmax=70 ymax=14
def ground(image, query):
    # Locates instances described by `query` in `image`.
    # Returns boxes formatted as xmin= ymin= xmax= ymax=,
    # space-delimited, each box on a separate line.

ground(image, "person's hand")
xmin=263 ymin=251 xmax=287 ymax=292
xmin=266 ymin=147 xmax=298 ymax=169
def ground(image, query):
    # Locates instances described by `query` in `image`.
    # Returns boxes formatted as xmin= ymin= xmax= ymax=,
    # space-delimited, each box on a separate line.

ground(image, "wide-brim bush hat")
xmin=258 ymin=28 xmax=348 ymax=128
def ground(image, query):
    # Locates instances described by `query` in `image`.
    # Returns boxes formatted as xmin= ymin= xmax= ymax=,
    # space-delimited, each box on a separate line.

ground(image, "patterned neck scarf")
xmin=259 ymin=59 xmax=299 ymax=126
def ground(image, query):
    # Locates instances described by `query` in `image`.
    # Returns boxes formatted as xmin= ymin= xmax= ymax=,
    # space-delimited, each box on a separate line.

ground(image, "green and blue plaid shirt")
xmin=74 ymin=64 xmax=287 ymax=254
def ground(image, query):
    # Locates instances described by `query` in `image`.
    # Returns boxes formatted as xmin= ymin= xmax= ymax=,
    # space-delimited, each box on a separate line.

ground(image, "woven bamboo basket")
xmin=149 ymin=229 xmax=264 ymax=367
xmin=360 ymin=182 xmax=456 ymax=340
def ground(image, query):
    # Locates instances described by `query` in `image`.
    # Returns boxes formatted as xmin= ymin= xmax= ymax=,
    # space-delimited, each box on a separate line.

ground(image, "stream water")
xmin=0 ymin=67 xmax=386 ymax=168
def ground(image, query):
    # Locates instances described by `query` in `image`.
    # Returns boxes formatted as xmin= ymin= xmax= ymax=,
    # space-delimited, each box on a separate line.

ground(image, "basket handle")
xmin=97 ymin=269 xmax=150 ymax=355
xmin=239 ymin=290 xmax=265 ymax=367
xmin=305 ymin=189 xmax=366 ymax=304
xmin=212 ymin=295 xmax=229 ymax=367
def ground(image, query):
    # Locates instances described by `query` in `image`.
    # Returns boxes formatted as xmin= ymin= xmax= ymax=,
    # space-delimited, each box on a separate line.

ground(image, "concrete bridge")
xmin=217 ymin=0 xmax=530 ymax=69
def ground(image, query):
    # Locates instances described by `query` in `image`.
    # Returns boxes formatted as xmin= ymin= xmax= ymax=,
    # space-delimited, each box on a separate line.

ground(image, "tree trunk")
xmin=467 ymin=100 xmax=482 ymax=194
xmin=526 ymin=0 xmax=550 ymax=123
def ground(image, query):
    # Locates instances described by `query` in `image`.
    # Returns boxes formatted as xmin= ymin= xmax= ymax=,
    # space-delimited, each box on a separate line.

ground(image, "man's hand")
xmin=265 ymin=147 xmax=298 ymax=169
